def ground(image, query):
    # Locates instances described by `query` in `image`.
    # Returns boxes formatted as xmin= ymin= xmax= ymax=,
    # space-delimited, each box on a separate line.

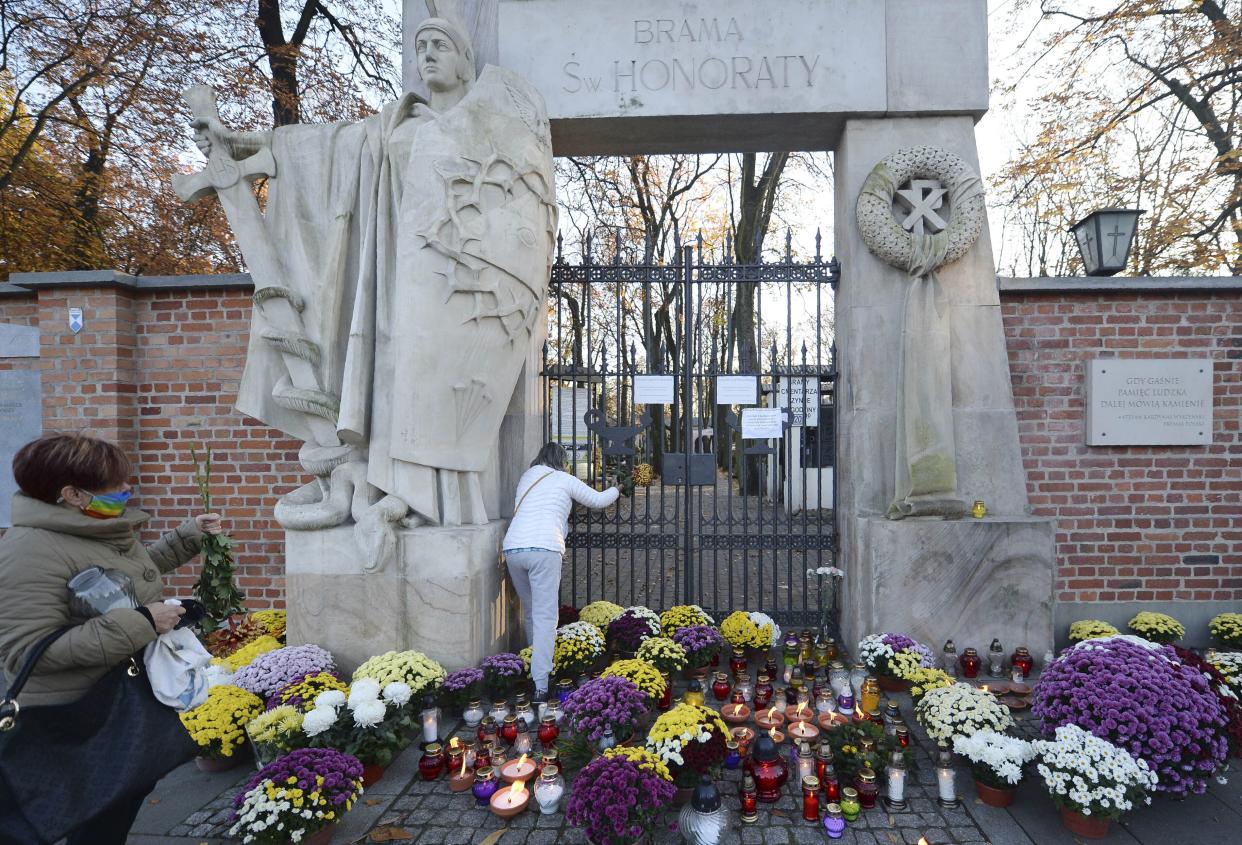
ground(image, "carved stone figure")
xmin=176 ymin=0 xmax=556 ymax=569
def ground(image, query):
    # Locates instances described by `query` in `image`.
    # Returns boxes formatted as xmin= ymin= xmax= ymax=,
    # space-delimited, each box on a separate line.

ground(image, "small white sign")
xmin=716 ymin=375 xmax=758 ymax=405
xmin=633 ymin=375 xmax=675 ymax=405
xmin=1086 ymin=358 xmax=1213 ymax=446
xmin=741 ymin=407 xmax=785 ymax=440
xmin=777 ymin=376 xmax=820 ymax=427
xmin=68 ymin=307 xmax=84 ymax=334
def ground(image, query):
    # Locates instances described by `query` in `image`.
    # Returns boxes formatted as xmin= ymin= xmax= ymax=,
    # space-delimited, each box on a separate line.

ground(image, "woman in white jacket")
xmin=503 ymin=443 xmax=619 ymax=698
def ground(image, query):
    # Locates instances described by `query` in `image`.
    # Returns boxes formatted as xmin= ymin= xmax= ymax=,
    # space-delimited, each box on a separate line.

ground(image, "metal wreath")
xmin=855 ymin=145 xmax=986 ymax=272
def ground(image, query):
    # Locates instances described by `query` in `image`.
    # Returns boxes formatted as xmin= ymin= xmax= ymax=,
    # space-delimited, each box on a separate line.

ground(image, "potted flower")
xmin=554 ymin=621 xmax=607 ymax=678
xmin=607 ymin=607 xmax=661 ymax=656
xmin=1127 ymin=611 xmax=1185 ymax=645
xmin=720 ymin=611 xmax=776 ymax=655
xmin=268 ymin=671 xmax=349 ymax=711
xmin=822 ymin=718 xmax=913 ymax=784
xmin=1175 ymin=647 xmax=1242 ymax=757
xmin=1032 ymin=636 xmax=1229 ymax=797
xmin=246 ymin=705 xmax=305 ymax=768
xmin=673 ymin=625 xmax=724 ymax=679
xmin=579 ymin=600 xmax=626 ymax=632
xmin=636 ymin=636 xmax=687 ymax=676
xmin=1033 ymin=725 xmax=1157 ymax=839
xmin=1207 ymin=651 xmax=1242 ymax=699
xmin=601 ymin=659 xmax=667 ymax=706
xmin=564 ymin=675 xmax=648 ymax=748
xmin=903 ymin=666 xmax=954 ymax=703
xmin=559 ymin=604 xmax=580 ymax=625
xmin=230 ymin=747 xmax=364 ymax=845
xmin=952 ymin=729 xmax=1035 ymax=807
xmin=658 ymin=605 xmax=714 ymax=637
xmin=481 ymin=653 xmax=525 ymax=701
xmin=249 ymin=609 xmax=287 ymax=641
xmin=646 ymin=702 xmax=730 ymax=799
xmin=440 ymin=667 xmax=485 ymax=714
xmin=180 ymin=684 xmax=265 ymax=771
xmin=233 ymin=644 xmax=336 ymax=700
xmin=352 ymin=650 xmax=445 ymax=702
xmin=1210 ymin=613 xmax=1242 ymax=650
xmin=211 ymin=635 xmax=282 ymax=672
xmin=914 ymin=683 xmax=1012 ymax=749
xmin=303 ymin=680 xmax=417 ymax=785
xmin=1067 ymin=619 xmax=1119 ymax=643
xmin=202 ymin=616 xmax=269 ymax=658
xmin=565 ymin=747 xmax=675 ymax=845
xmin=858 ymin=633 xmax=936 ymax=691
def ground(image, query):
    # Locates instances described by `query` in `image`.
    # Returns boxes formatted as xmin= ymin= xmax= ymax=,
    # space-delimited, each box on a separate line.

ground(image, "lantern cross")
xmin=895 ymin=179 xmax=948 ymax=235
xmin=1105 ymin=221 xmax=1129 ymax=261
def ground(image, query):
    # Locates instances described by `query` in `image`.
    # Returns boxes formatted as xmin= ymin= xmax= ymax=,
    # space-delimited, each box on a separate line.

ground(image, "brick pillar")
xmin=37 ymin=281 xmax=139 ymax=456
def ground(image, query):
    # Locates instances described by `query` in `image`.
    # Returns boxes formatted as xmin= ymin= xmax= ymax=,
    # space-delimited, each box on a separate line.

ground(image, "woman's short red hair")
xmin=12 ymin=433 xmax=132 ymax=504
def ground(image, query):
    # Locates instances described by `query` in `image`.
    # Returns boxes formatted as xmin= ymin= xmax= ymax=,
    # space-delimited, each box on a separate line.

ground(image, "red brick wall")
xmin=1 ymin=282 xmax=1239 ymax=612
xmin=1002 ymin=292 xmax=1241 ymax=606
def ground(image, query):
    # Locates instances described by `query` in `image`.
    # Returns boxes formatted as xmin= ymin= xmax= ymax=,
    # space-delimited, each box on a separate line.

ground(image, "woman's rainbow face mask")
xmin=79 ymin=488 xmax=133 ymax=519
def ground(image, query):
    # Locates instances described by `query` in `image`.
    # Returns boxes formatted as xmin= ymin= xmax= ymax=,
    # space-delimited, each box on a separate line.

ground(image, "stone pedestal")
xmin=850 ymin=516 xmax=1056 ymax=656
xmin=285 ymin=521 xmax=513 ymax=672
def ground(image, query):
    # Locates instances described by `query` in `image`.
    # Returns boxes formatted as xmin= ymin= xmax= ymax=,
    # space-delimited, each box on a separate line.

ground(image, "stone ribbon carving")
xmin=176 ymin=1 xmax=556 ymax=570
xmin=856 ymin=146 xmax=984 ymax=519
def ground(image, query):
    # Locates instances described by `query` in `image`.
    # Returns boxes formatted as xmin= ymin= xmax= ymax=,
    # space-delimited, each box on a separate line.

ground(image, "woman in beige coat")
xmin=0 ymin=433 xmax=222 ymax=844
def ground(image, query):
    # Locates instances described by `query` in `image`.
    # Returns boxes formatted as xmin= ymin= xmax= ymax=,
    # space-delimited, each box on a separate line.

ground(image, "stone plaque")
xmin=0 ymin=370 xmax=43 ymax=526
xmin=1086 ymin=358 xmax=1213 ymax=446
xmin=0 ymin=323 xmax=40 ymax=358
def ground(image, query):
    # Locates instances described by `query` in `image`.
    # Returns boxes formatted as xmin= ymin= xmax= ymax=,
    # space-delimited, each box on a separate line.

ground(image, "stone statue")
xmin=176 ymin=0 xmax=556 ymax=569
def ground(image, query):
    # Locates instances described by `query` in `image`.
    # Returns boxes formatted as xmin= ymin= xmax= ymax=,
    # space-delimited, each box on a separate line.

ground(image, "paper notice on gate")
xmin=741 ymin=407 xmax=785 ymax=440
xmin=633 ymin=375 xmax=675 ymax=405
xmin=716 ymin=375 xmax=758 ymax=405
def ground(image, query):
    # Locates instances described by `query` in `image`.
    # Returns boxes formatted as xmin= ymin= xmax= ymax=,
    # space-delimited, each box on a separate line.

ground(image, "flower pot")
xmin=362 ymin=763 xmax=387 ymax=787
xmin=876 ymin=675 xmax=911 ymax=693
xmin=974 ymin=780 xmax=1016 ymax=808
xmin=195 ymin=754 xmax=243 ymax=773
xmin=296 ymin=822 xmax=338 ymax=845
xmin=685 ymin=665 xmax=710 ymax=682
xmin=673 ymin=785 xmax=695 ymax=806
xmin=1059 ymin=806 xmax=1111 ymax=839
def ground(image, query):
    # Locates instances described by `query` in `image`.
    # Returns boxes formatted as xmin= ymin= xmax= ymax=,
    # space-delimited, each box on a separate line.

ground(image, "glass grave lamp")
xmin=1070 ymin=208 xmax=1144 ymax=276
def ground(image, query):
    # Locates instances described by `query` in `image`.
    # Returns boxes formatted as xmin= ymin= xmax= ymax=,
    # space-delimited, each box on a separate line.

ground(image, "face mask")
xmin=79 ymin=489 xmax=133 ymax=520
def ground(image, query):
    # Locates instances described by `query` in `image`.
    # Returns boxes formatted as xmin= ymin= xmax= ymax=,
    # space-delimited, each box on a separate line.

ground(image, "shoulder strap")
xmin=1 ymin=626 xmax=72 ymax=713
xmin=513 ymin=471 xmax=555 ymax=518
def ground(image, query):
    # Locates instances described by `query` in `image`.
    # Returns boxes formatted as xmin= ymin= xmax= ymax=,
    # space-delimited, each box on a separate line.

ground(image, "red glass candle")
xmin=764 ymin=657 xmax=780 ymax=682
xmin=1011 ymin=646 xmax=1034 ymax=679
xmin=750 ymin=734 xmax=789 ymax=802
xmin=855 ymin=768 xmax=879 ymax=809
xmin=730 ymin=649 xmax=748 ymax=677
xmin=477 ymin=716 xmax=498 ymax=747
xmin=802 ymin=777 xmax=821 ymax=821
xmin=659 ymin=678 xmax=673 ymax=711
xmin=474 ymin=746 xmax=491 ymax=772
xmin=419 ymin=744 xmax=445 ymax=781
xmin=537 ymin=715 xmax=559 ymax=747
xmin=896 ymin=726 xmax=910 ymax=748
xmin=739 ymin=772 xmax=759 ymax=823
xmin=754 ymin=674 xmax=774 ymax=709
xmin=712 ymin=672 xmax=732 ymax=702
xmin=500 ymin=715 xmax=519 ymax=746
xmin=447 ymin=748 xmax=465 ymax=775
xmin=710 ymin=650 xmax=721 ymax=667
xmin=959 ymin=647 xmax=981 ymax=679
xmin=821 ymin=763 xmax=840 ymax=802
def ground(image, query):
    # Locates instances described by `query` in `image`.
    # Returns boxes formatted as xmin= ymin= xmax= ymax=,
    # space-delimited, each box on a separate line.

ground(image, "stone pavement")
xmin=128 ymin=684 xmax=1242 ymax=845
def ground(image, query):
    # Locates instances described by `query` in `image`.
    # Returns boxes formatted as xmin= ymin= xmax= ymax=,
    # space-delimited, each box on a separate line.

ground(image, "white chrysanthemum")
xmin=315 ymin=689 xmax=346 ymax=709
xmin=302 ymin=706 xmax=338 ymax=737
xmin=348 ymin=678 xmax=381 ymax=706
xmin=382 ymin=681 xmax=413 ymax=706
xmin=352 ymin=698 xmax=387 ymax=728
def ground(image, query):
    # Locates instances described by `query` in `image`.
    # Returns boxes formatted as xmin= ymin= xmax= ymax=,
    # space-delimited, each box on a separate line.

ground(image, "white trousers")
xmin=505 ymin=550 xmax=562 ymax=696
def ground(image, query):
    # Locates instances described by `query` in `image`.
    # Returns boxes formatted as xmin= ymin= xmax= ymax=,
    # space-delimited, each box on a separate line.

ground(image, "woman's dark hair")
xmin=12 ymin=433 xmax=132 ymax=504
xmin=530 ymin=442 xmax=567 ymax=471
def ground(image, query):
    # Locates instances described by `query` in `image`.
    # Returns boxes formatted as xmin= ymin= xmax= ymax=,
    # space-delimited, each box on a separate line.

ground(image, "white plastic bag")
xmin=144 ymin=626 xmax=213 ymax=711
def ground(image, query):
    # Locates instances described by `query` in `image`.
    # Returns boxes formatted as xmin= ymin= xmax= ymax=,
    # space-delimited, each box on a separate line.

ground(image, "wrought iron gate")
xmin=543 ymin=233 xmax=839 ymax=628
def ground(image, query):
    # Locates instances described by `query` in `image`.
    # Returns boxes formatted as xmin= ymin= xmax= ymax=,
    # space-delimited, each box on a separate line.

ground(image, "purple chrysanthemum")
xmin=233 ymin=644 xmax=335 ymax=698
xmin=562 ymin=675 xmax=648 ymax=743
xmin=565 ymin=753 xmax=675 ymax=845
xmin=232 ymin=747 xmax=363 ymax=818
xmin=672 ymin=625 xmax=723 ymax=667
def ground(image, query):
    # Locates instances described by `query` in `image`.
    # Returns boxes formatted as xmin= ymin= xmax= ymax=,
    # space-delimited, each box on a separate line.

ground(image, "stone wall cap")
xmin=6 ymin=270 xmax=254 ymax=292
xmin=998 ymin=276 xmax=1242 ymax=294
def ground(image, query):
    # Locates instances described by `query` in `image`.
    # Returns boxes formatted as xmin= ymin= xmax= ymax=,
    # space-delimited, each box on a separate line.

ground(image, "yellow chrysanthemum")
xmin=1067 ymin=619 xmax=1119 ymax=643
xmin=604 ymin=746 xmax=672 ymax=781
xmin=274 ymin=671 xmax=348 ymax=711
xmin=210 ymin=635 xmax=281 ymax=671
xmin=658 ymin=605 xmax=714 ymax=637
xmin=633 ymin=463 xmax=654 ymax=487
xmin=519 ymin=647 xmax=533 ymax=674
xmin=353 ymin=650 xmax=446 ymax=695
xmin=179 ymin=685 xmax=263 ymax=757
xmin=905 ymin=667 xmax=954 ymax=697
xmin=602 ymin=659 xmax=667 ymax=701
xmin=580 ymin=601 xmax=626 ymax=630
xmin=246 ymin=705 xmax=304 ymax=745
xmin=720 ymin=611 xmax=768 ymax=650
xmin=1210 ymin=613 xmax=1242 ymax=648
xmin=636 ymin=636 xmax=688 ymax=674
xmin=1127 ymin=611 xmax=1185 ymax=644
xmin=250 ymin=609 xmax=287 ymax=639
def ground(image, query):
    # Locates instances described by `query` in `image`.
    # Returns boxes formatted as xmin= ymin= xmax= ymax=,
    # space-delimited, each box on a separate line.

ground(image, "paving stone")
xmin=183 ymin=810 xmax=213 ymax=825
xmin=949 ymin=826 xmax=985 ymax=843
xmin=761 ymin=828 xmax=790 ymax=845
xmin=790 ymin=824 xmax=824 ymax=843
xmin=527 ymin=831 xmax=564 ymax=845
xmin=741 ymin=827 xmax=765 ymax=845
xmin=394 ymin=795 xmax=424 ymax=810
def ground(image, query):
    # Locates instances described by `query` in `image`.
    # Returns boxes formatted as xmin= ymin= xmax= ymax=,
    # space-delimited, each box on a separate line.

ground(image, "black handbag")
xmin=0 ymin=626 xmax=198 ymax=844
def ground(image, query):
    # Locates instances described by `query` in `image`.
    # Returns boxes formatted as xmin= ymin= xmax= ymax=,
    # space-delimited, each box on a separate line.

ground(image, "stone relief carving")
xmin=175 ymin=0 xmax=556 ymax=570
xmin=855 ymin=146 xmax=984 ymax=520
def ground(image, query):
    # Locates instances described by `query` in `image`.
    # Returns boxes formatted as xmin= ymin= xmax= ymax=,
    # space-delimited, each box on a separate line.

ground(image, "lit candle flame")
xmin=981 ymin=684 xmax=989 ymax=693
xmin=460 ymin=757 xmax=468 ymax=778
xmin=917 ymin=838 xmax=929 ymax=845
xmin=769 ymin=726 xmax=778 ymax=740
xmin=766 ymin=707 xmax=777 ymax=721
xmin=508 ymin=780 xmax=524 ymax=798
xmin=449 ymin=736 xmax=460 ymax=750
xmin=854 ymin=705 xmax=864 ymax=719
xmin=517 ymin=753 xmax=528 ymax=768
xmin=798 ymin=704 xmax=810 ymax=718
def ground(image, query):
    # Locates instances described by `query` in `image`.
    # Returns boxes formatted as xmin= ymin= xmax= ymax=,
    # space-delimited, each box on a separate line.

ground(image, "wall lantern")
xmin=1070 ymin=208 xmax=1144 ymax=276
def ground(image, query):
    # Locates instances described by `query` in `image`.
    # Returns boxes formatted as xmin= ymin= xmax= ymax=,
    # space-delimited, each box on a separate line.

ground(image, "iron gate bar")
xmin=544 ymin=232 xmax=839 ymax=626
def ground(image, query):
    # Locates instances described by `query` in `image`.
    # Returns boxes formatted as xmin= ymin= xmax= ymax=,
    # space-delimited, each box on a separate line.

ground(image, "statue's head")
xmin=416 ymin=1 xmax=476 ymax=96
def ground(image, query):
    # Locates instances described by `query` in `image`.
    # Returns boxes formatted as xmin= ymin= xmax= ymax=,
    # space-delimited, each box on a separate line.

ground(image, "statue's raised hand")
xmin=184 ymin=84 xmax=269 ymax=162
